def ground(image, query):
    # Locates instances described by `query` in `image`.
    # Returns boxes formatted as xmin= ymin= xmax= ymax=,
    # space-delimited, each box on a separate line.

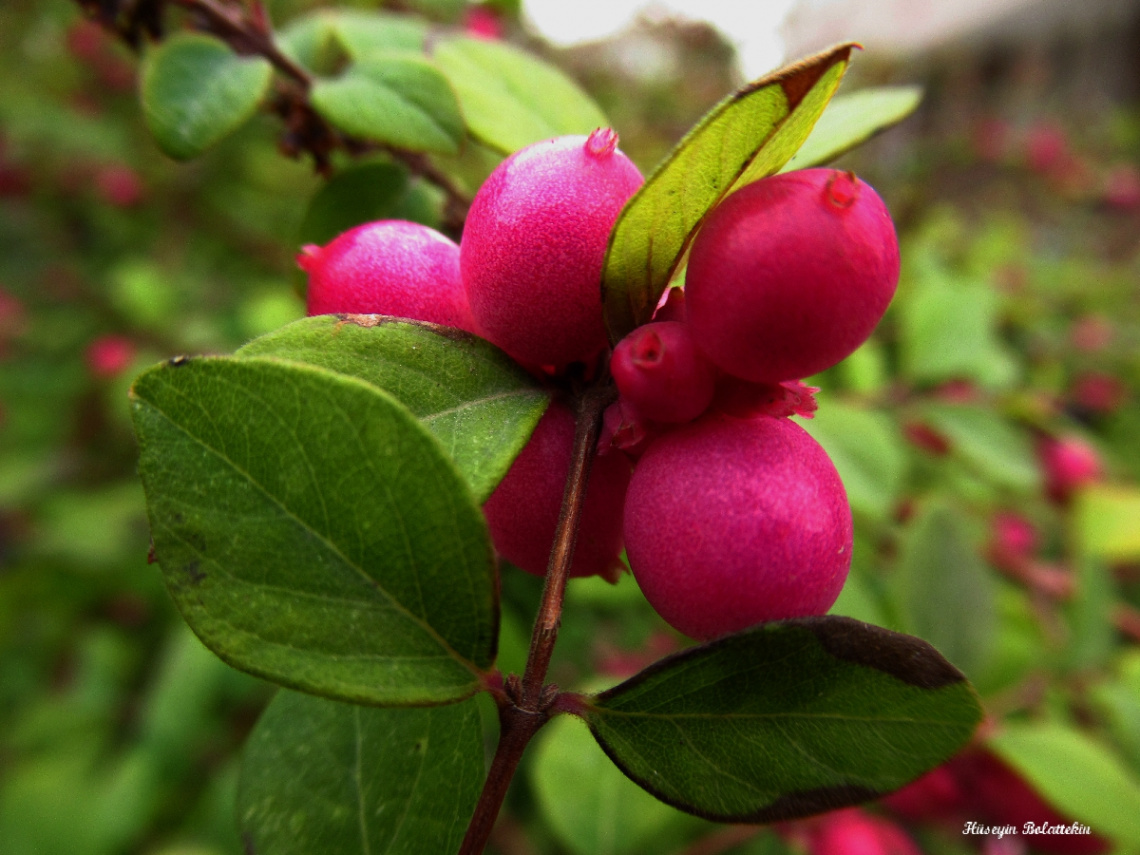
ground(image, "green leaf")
xmin=274 ymin=12 xmax=343 ymax=75
xmin=311 ymin=57 xmax=464 ymax=155
xmin=238 ymin=691 xmax=483 ymax=854
xmin=296 ymin=162 xmax=443 ymax=252
xmin=782 ymin=85 xmax=923 ymax=172
xmin=140 ymin=33 xmax=273 ymax=160
xmin=532 ymin=714 xmax=688 ymax=855
xmin=237 ymin=316 xmax=549 ymax=503
xmin=1075 ymin=485 xmax=1140 ymax=559
xmin=898 ymin=263 xmax=1018 ymax=389
xmin=327 ymin=10 xmax=428 ymax=61
xmin=802 ymin=401 xmax=906 ymax=521
xmin=895 ymin=502 xmax=996 ymax=678
xmin=130 ymin=356 xmax=497 ymax=705
xmin=988 ymin=723 xmax=1140 ymax=846
xmin=601 ymin=44 xmax=854 ymax=342
xmin=432 ymin=37 xmax=609 ymax=155
xmin=581 ymin=616 xmax=981 ymax=822
xmin=919 ymin=404 xmax=1040 ymax=492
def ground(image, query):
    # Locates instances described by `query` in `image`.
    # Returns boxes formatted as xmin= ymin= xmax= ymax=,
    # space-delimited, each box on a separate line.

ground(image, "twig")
xmin=457 ymin=378 xmax=615 ymax=855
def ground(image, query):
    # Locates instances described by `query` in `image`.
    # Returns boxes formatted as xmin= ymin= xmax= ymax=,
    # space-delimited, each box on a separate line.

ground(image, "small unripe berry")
xmin=483 ymin=402 xmax=631 ymax=579
xmin=624 ymin=413 xmax=852 ymax=639
xmin=461 ymin=129 xmax=644 ymax=367
xmin=611 ymin=321 xmax=717 ymax=423
xmin=686 ymin=169 xmax=899 ymax=383
xmin=299 ymin=220 xmax=475 ymax=332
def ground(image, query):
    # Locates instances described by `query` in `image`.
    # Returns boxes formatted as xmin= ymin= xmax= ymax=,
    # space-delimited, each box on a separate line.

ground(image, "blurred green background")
xmin=2 ymin=1 xmax=1139 ymax=853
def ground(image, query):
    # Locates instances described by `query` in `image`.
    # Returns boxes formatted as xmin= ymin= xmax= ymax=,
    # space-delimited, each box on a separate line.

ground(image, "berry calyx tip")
xmin=586 ymin=127 xmax=619 ymax=158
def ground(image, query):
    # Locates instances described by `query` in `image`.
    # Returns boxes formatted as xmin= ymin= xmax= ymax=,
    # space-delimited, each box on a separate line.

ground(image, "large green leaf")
xmin=237 ymin=316 xmax=549 ymax=503
xmin=130 ymin=356 xmax=497 ymax=705
xmin=140 ymin=33 xmax=273 ymax=160
xmin=988 ymin=723 xmax=1140 ymax=846
xmin=311 ymin=57 xmax=464 ymax=155
xmin=432 ymin=37 xmax=609 ymax=155
xmin=895 ymin=502 xmax=996 ymax=679
xmin=781 ymin=85 xmax=923 ymax=172
xmin=238 ymin=691 xmax=483 ymax=854
xmin=581 ymin=616 xmax=981 ymax=822
xmin=327 ymin=10 xmax=428 ymax=60
xmin=601 ymin=44 xmax=854 ymax=342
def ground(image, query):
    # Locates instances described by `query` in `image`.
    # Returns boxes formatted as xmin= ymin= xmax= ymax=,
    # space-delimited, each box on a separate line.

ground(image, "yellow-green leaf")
xmin=601 ymin=43 xmax=855 ymax=342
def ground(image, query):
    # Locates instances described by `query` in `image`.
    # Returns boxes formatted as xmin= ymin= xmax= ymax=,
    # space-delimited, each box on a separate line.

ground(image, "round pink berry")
xmin=686 ymin=169 xmax=899 ymax=383
xmin=1038 ymin=434 xmax=1103 ymax=504
xmin=624 ymin=413 xmax=852 ymax=639
xmin=611 ymin=321 xmax=717 ymax=424
xmin=460 ymin=130 xmax=644 ymax=368
xmin=483 ymin=402 xmax=631 ymax=580
xmin=299 ymin=220 xmax=475 ymax=332
xmin=86 ymin=335 xmax=136 ymax=378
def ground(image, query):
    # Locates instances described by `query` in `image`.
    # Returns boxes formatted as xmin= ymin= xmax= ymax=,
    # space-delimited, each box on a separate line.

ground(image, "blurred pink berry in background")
xmin=986 ymin=511 xmax=1039 ymax=573
xmin=1038 ymin=434 xmax=1104 ymax=504
xmin=1102 ymin=163 xmax=1140 ymax=210
xmin=86 ymin=335 xmax=136 ymax=378
xmin=1024 ymin=122 xmax=1072 ymax=176
xmin=463 ymin=5 xmax=503 ymax=39
xmin=808 ymin=808 xmax=922 ymax=855
xmin=96 ymin=164 xmax=145 ymax=208
xmin=1068 ymin=314 xmax=1114 ymax=353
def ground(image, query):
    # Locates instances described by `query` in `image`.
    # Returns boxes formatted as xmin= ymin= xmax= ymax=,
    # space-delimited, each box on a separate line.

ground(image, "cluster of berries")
xmin=299 ymin=128 xmax=900 ymax=641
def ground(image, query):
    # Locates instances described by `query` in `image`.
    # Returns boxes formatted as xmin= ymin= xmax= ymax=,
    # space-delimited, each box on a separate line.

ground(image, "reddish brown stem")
xmin=170 ymin=0 xmax=312 ymax=87
xmin=519 ymin=382 xmax=613 ymax=708
xmin=457 ymin=380 xmax=615 ymax=855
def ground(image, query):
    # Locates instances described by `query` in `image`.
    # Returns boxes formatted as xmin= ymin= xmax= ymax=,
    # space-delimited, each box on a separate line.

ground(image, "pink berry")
xmin=624 ymin=413 xmax=852 ymax=640
xmin=810 ymin=809 xmax=921 ymax=855
xmin=299 ymin=220 xmax=475 ymax=332
xmin=86 ymin=335 xmax=136 ymax=378
xmin=686 ymin=169 xmax=899 ymax=383
xmin=483 ymin=402 xmax=631 ymax=580
xmin=460 ymin=129 xmax=644 ymax=367
xmin=1038 ymin=434 xmax=1103 ymax=504
xmin=611 ymin=321 xmax=717 ymax=423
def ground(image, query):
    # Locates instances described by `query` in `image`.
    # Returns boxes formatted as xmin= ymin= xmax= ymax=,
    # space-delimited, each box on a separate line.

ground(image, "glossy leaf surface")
xmin=311 ymin=57 xmax=464 ymax=155
xmin=601 ymin=43 xmax=854 ymax=341
xmin=238 ymin=691 xmax=483 ymax=854
xmin=237 ymin=316 xmax=549 ymax=503
xmin=140 ymin=33 xmax=272 ymax=160
xmin=582 ymin=616 xmax=981 ymax=822
xmin=432 ymin=37 xmax=609 ymax=155
xmin=131 ymin=357 xmax=496 ymax=705
xmin=782 ymin=85 xmax=923 ymax=172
